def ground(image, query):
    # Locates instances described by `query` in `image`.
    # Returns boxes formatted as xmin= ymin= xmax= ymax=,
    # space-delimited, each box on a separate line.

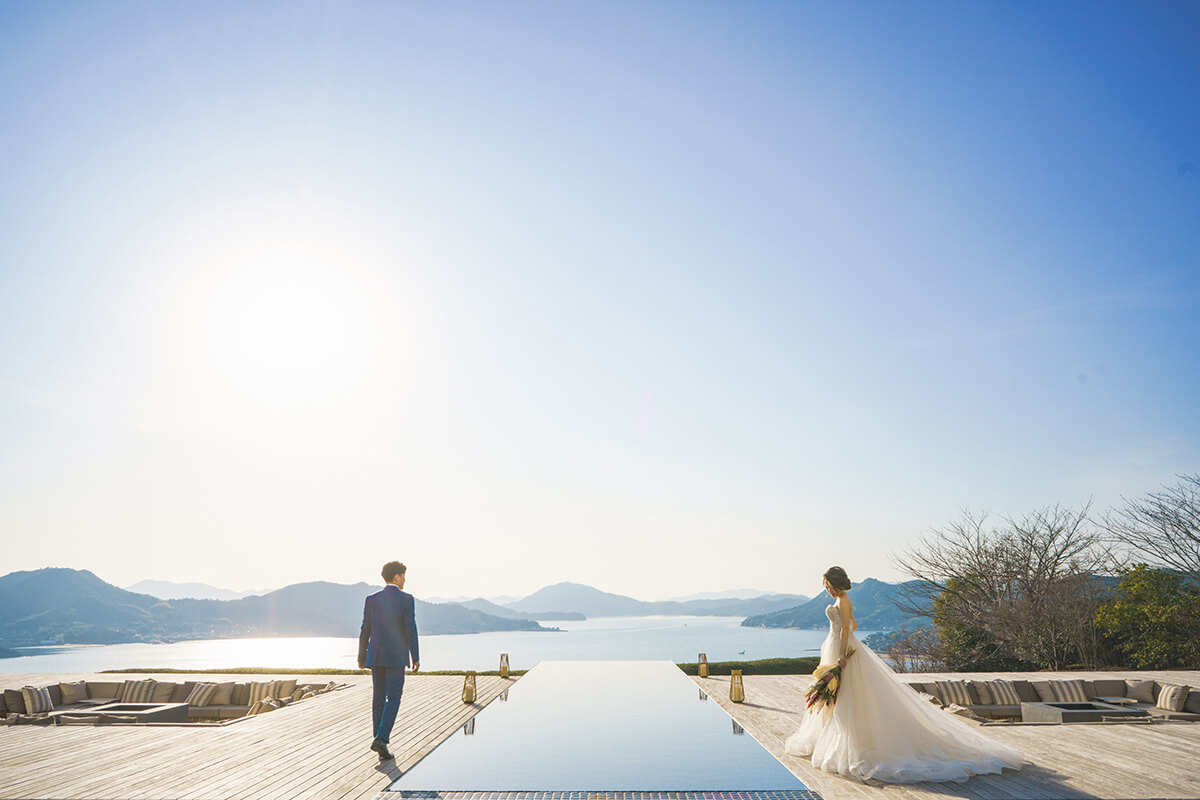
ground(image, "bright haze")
xmin=1 ymin=3 xmax=1197 ymax=601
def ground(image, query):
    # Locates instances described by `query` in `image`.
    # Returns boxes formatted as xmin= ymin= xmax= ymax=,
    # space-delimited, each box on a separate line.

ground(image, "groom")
xmin=358 ymin=560 xmax=420 ymax=761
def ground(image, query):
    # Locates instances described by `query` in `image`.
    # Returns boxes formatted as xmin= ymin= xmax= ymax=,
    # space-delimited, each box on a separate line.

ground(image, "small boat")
xmin=738 ymin=650 xmax=745 ymax=655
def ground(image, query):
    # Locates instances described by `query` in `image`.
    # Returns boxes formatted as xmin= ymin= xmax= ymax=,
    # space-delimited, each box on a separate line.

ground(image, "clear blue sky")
xmin=1 ymin=1 xmax=1197 ymax=599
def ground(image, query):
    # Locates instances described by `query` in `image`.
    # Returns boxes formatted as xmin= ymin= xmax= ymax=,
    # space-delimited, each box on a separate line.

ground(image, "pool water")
xmin=387 ymin=661 xmax=818 ymax=796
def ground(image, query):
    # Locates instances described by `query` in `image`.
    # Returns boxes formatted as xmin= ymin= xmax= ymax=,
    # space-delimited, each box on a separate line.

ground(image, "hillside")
xmin=503 ymin=581 xmax=807 ymax=618
xmin=0 ymin=569 xmax=548 ymax=645
xmin=455 ymin=598 xmax=585 ymax=621
xmin=742 ymin=578 xmax=932 ymax=631
xmin=125 ymin=580 xmax=265 ymax=601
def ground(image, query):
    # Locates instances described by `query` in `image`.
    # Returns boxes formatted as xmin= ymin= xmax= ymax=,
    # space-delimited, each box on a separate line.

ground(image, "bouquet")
xmin=804 ymin=649 xmax=854 ymax=713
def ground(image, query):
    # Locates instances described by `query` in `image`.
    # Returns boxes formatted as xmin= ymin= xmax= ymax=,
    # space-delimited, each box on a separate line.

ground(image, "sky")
xmin=1 ymin=1 xmax=1198 ymax=601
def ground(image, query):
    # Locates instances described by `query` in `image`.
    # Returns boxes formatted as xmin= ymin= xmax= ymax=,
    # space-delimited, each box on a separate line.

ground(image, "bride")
xmin=784 ymin=567 xmax=1024 ymax=783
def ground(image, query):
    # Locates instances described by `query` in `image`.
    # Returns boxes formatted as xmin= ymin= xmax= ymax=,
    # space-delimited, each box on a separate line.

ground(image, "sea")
xmin=0 ymin=615 xmax=857 ymax=674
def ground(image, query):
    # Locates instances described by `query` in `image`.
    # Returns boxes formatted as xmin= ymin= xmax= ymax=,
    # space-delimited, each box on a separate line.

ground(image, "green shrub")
xmin=675 ymin=656 xmax=819 ymax=676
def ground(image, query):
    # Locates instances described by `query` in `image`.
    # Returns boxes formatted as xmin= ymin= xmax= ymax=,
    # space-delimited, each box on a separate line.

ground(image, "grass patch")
xmin=675 ymin=656 xmax=819 ymax=676
xmin=101 ymin=667 xmax=527 ymax=677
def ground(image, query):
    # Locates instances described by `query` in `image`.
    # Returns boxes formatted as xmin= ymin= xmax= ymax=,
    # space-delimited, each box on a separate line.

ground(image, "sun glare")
xmin=143 ymin=191 xmax=431 ymax=421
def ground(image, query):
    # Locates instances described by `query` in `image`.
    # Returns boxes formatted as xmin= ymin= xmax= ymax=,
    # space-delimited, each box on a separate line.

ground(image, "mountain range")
xmin=742 ymin=578 xmax=932 ymax=630
xmin=0 ymin=568 xmax=922 ymax=648
xmin=504 ymin=582 xmax=810 ymax=618
xmin=0 ymin=569 xmax=546 ymax=645
xmin=124 ymin=580 xmax=269 ymax=602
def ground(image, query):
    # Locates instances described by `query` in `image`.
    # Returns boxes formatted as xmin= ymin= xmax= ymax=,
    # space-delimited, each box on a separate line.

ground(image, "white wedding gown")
xmin=784 ymin=604 xmax=1024 ymax=783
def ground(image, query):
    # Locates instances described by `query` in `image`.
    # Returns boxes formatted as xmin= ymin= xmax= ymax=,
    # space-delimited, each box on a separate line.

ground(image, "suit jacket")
xmin=359 ymin=585 xmax=420 ymax=668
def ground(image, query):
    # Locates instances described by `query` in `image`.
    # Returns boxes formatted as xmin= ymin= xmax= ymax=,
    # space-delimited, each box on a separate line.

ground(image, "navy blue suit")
xmin=359 ymin=585 xmax=419 ymax=743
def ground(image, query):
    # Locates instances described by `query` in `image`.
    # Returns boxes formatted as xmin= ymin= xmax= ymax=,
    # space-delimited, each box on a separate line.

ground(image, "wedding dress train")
xmin=784 ymin=604 xmax=1024 ymax=783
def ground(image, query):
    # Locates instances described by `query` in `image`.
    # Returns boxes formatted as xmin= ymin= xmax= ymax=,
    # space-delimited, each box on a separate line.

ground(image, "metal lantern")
xmin=461 ymin=671 xmax=477 ymax=704
xmin=698 ymin=653 xmax=709 ymax=678
xmin=499 ymin=653 xmax=510 ymax=678
xmin=730 ymin=669 xmax=745 ymax=703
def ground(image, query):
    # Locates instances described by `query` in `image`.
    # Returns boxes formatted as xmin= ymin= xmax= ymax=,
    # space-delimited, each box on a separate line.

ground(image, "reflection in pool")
xmin=388 ymin=661 xmax=818 ymax=796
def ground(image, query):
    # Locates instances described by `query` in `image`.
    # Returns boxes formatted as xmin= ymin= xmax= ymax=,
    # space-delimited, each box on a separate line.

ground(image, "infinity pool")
xmin=388 ymin=661 xmax=818 ymax=798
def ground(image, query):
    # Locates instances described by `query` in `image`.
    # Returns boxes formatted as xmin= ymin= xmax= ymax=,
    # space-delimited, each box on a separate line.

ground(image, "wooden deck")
xmin=0 ymin=671 xmax=513 ymax=800
xmin=2 ymin=668 xmax=1199 ymax=800
xmin=694 ymin=668 xmax=1200 ymax=800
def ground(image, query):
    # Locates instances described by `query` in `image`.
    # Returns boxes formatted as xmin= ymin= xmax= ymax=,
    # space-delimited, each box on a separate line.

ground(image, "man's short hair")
xmin=382 ymin=561 xmax=407 ymax=583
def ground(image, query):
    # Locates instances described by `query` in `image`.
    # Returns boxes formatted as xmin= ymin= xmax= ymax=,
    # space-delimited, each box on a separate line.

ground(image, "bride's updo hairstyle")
xmin=823 ymin=566 xmax=852 ymax=592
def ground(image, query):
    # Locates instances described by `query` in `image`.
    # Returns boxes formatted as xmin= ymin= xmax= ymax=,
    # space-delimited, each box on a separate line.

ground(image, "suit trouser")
xmin=371 ymin=665 xmax=407 ymax=743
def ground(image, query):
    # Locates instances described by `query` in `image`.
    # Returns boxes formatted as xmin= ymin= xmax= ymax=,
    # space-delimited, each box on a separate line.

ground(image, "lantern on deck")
xmin=730 ymin=670 xmax=745 ymax=703
xmin=499 ymin=653 xmax=510 ymax=678
xmin=462 ymin=671 xmax=477 ymax=704
xmin=698 ymin=653 xmax=709 ymax=678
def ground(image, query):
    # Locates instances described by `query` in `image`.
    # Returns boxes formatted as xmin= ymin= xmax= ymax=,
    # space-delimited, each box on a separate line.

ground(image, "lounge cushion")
xmin=87 ymin=681 xmax=124 ymax=700
xmin=121 ymin=679 xmax=157 ymax=703
xmin=1157 ymin=684 xmax=1189 ymax=712
xmin=1030 ymin=680 xmax=1056 ymax=702
xmin=1185 ymin=690 xmax=1200 ymax=715
xmin=22 ymin=686 xmax=53 ymax=714
xmin=917 ymin=691 xmax=943 ymax=706
xmin=3 ymin=689 xmax=27 ymax=715
xmin=209 ymin=682 xmax=236 ymax=706
xmin=170 ymin=682 xmax=196 ymax=703
xmin=935 ymin=680 xmax=973 ymax=706
xmin=1093 ymin=678 xmax=1127 ymax=698
xmin=59 ymin=681 xmax=88 ymax=706
xmin=186 ymin=683 xmax=219 ymax=707
xmin=1011 ymin=680 xmax=1039 ymax=703
xmin=151 ymin=682 xmax=178 ymax=703
xmin=1127 ymin=679 xmax=1156 ymax=704
xmin=247 ymin=681 xmax=278 ymax=705
xmin=990 ymin=680 xmax=1021 ymax=705
xmin=971 ymin=681 xmax=995 ymax=705
xmin=247 ymin=697 xmax=280 ymax=716
xmin=275 ymin=679 xmax=298 ymax=699
xmin=1050 ymin=679 xmax=1088 ymax=702
xmin=231 ymin=683 xmax=250 ymax=706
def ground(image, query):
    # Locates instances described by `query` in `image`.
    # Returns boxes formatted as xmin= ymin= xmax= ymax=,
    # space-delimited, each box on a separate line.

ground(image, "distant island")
xmin=0 ymin=568 xmax=923 ymax=650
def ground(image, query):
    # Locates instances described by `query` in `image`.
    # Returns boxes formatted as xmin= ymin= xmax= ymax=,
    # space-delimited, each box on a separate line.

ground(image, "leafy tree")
xmin=1096 ymin=564 xmax=1200 ymax=669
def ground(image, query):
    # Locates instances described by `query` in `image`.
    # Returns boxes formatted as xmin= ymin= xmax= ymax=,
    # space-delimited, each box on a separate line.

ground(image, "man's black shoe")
xmin=370 ymin=739 xmax=394 ymax=760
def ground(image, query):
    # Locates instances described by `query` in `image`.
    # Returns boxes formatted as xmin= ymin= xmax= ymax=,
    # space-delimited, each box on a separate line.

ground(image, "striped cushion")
xmin=185 ymin=682 xmax=219 ymax=707
xmin=21 ymin=686 xmax=53 ymax=714
xmin=247 ymin=680 xmax=279 ymax=705
xmin=121 ymin=679 xmax=157 ymax=703
xmin=935 ymin=680 xmax=972 ymax=706
xmin=990 ymin=680 xmax=1021 ymax=705
xmin=1157 ymin=684 xmax=1190 ymax=712
xmin=1050 ymin=679 xmax=1088 ymax=702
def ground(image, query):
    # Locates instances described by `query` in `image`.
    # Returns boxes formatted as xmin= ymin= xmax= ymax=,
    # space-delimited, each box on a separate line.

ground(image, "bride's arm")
xmin=837 ymin=599 xmax=853 ymax=665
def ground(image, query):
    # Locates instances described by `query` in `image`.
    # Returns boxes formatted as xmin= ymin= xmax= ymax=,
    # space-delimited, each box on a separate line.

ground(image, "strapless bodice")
xmin=826 ymin=603 xmax=842 ymax=630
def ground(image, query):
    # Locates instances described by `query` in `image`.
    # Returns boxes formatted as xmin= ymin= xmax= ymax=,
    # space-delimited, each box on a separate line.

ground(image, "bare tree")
xmin=885 ymin=626 xmax=945 ymax=673
xmin=1104 ymin=474 xmax=1200 ymax=585
xmin=893 ymin=503 xmax=1110 ymax=670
